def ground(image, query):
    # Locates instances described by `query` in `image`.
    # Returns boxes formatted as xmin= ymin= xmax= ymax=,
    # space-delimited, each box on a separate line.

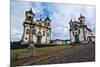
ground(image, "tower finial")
xmin=70 ymin=18 xmax=72 ymax=22
xmin=69 ymin=18 xmax=73 ymax=24
xmin=79 ymin=13 xmax=85 ymax=19
xmin=30 ymin=8 xmax=32 ymax=11
xmin=45 ymin=16 xmax=51 ymax=21
xmin=28 ymin=8 xmax=34 ymax=15
xmin=40 ymin=14 xmax=42 ymax=21
xmin=80 ymin=13 xmax=83 ymax=16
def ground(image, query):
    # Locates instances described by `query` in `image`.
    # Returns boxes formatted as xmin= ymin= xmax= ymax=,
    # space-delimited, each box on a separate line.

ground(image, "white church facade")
xmin=20 ymin=8 xmax=95 ymax=45
xmin=69 ymin=14 xmax=95 ymax=44
xmin=21 ymin=8 xmax=51 ymax=45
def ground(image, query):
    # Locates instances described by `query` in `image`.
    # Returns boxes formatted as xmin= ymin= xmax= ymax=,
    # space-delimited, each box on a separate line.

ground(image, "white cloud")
xmin=11 ymin=1 xmax=32 ymax=41
xmin=11 ymin=1 xmax=46 ymax=41
xmin=50 ymin=3 xmax=95 ymax=40
xmin=11 ymin=1 xmax=95 ymax=41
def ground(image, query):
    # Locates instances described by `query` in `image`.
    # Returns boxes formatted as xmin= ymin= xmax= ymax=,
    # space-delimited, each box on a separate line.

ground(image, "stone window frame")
xmin=43 ymin=31 xmax=45 ymax=36
xmin=25 ymin=37 xmax=28 ymax=40
xmin=73 ymin=31 xmax=74 ymax=35
xmin=28 ymin=16 xmax=32 ymax=19
xmin=26 ymin=29 xmax=29 ymax=34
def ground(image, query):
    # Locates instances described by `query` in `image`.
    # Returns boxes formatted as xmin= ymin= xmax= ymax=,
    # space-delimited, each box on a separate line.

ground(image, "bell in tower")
xmin=44 ymin=16 xmax=51 ymax=27
xmin=25 ymin=8 xmax=35 ymax=23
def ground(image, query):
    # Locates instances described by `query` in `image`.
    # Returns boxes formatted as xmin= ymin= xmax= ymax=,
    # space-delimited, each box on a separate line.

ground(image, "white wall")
xmin=23 ymin=26 xmax=30 ymax=43
xmin=70 ymin=31 xmax=75 ymax=42
xmin=41 ymin=28 xmax=46 ymax=44
xmin=67 ymin=41 xmax=71 ymax=44
xmin=52 ymin=40 xmax=64 ymax=44
xmin=79 ymin=28 xmax=84 ymax=42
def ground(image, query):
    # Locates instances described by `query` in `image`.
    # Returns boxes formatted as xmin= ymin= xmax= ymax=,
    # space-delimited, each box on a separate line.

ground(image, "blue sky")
xmin=11 ymin=0 xmax=96 ymax=41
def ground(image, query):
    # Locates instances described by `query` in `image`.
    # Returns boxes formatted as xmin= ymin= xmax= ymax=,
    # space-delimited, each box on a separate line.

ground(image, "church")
xmin=21 ymin=8 xmax=51 ymax=45
xmin=69 ymin=14 xmax=95 ymax=44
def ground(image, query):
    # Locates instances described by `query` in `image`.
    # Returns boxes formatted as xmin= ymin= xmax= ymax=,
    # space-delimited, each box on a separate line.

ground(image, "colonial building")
xmin=21 ymin=8 xmax=51 ymax=45
xmin=51 ymin=39 xmax=71 ymax=45
xmin=69 ymin=14 xmax=95 ymax=43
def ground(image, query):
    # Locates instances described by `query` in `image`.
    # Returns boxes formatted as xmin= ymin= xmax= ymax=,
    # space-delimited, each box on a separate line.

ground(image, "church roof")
xmin=69 ymin=19 xmax=73 ymax=24
xmin=26 ymin=8 xmax=35 ymax=15
xmin=78 ymin=14 xmax=85 ymax=20
xmin=44 ymin=16 xmax=51 ymax=21
xmin=82 ymin=25 xmax=92 ymax=32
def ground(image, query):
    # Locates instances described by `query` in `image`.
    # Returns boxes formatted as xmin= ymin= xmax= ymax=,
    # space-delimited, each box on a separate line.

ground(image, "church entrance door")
xmin=36 ymin=32 xmax=42 ymax=44
xmin=37 ymin=36 xmax=42 ymax=44
xmin=75 ymin=35 xmax=79 ymax=43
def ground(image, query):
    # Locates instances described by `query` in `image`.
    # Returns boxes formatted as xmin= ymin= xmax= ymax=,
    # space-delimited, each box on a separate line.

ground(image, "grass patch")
xmin=11 ymin=45 xmax=72 ymax=65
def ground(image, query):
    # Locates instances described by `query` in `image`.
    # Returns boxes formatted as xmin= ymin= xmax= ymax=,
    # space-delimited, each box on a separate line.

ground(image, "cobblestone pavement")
xmin=32 ymin=44 xmax=95 ymax=65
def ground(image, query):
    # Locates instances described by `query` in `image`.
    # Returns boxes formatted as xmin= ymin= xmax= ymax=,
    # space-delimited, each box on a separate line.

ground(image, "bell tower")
xmin=21 ymin=8 xmax=35 ymax=45
xmin=78 ymin=14 xmax=85 ymax=25
xmin=69 ymin=19 xmax=73 ymax=29
xmin=78 ymin=14 xmax=86 ymax=41
xmin=44 ymin=16 xmax=51 ymax=43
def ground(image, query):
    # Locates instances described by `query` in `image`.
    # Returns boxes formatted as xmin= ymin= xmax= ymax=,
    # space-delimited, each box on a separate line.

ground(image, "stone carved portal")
xmin=74 ymin=35 xmax=79 ymax=43
xmin=36 ymin=32 xmax=42 ymax=44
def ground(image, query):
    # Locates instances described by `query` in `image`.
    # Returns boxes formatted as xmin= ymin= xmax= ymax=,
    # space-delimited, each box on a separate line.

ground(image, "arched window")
xmin=73 ymin=32 xmax=74 ymax=35
xmin=26 ymin=29 xmax=29 ymax=34
xmin=43 ymin=31 xmax=45 ymax=36
xmin=25 ymin=37 xmax=27 ymax=40
xmin=48 ymin=22 xmax=49 ymax=26
xmin=78 ymin=29 xmax=80 ymax=34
